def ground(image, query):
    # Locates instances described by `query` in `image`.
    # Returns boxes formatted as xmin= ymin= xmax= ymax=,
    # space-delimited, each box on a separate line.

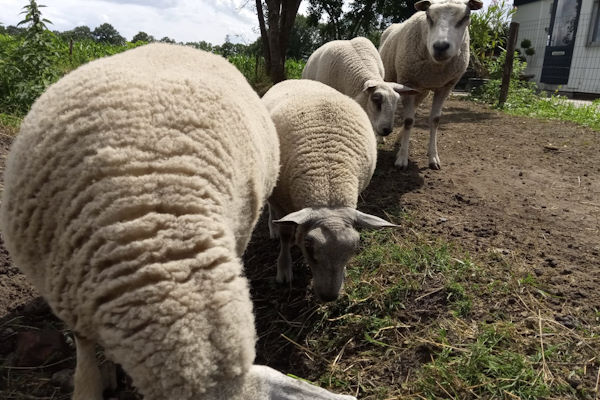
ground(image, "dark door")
xmin=540 ymin=0 xmax=582 ymax=84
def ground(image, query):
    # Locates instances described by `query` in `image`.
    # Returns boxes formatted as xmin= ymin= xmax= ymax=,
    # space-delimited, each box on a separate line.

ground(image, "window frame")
xmin=587 ymin=0 xmax=600 ymax=46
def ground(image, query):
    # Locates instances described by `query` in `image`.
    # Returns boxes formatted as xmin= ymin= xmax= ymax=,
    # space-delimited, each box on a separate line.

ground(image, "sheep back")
xmin=262 ymin=79 xmax=376 ymax=212
xmin=0 ymin=43 xmax=279 ymax=398
xmin=302 ymin=37 xmax=384 ymax=99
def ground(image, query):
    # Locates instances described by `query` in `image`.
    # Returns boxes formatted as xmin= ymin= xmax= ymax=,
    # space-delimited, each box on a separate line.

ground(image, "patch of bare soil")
xmin=0 ymin=98 xmax=598 ymax=398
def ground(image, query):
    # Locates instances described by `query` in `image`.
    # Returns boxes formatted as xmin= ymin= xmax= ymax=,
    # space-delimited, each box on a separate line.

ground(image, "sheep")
xmin=262 ymin=79 xmax=398 ymax=302
xmin=379 ymin=0 xmax=483 ymax=169
xmin=0 ymin=43 xmax=356 ymax=400
xmin=302 ymin=36 xmax=415 ymax=142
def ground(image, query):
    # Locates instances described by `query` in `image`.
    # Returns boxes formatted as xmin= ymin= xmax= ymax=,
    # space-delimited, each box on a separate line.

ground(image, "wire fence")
xmin=513 ymin=8 xmax=600 ymax=94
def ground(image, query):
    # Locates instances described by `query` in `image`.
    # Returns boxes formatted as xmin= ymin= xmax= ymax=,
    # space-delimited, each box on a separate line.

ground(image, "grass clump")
xmin=412 ymin=323 xmax=551 ymax=399
xmin=0 ymin=113 xmax=22 ymax=135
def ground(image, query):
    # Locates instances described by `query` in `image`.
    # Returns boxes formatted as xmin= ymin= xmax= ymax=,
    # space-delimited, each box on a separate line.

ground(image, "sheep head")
xmin=273 ymin=207 xmax=397 ymax=302
xmin=415 ymin=0 xmax=483 ymax=63
xmin=361 ymin=80 xmax=417 ymax=137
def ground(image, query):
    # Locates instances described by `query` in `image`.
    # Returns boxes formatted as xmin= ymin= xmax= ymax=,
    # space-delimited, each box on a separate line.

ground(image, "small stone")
xmin=546 ymin=258 xmax=558 ymax=267
xmin=566 ymin=373 xmax=582 ymax=389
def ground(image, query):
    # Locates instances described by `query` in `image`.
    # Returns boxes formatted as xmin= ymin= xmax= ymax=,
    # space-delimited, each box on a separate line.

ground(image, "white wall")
xmin=512 ymin=0 xmax=600 ymax=95
xmin=512 ymin=0 xmax=554 ymax=84
xmin=568 ymin=0 xmax=600 ymax=94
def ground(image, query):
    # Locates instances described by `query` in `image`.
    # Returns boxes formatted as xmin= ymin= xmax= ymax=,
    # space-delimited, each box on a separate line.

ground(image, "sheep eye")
xmin=456 ymin=14 xmax=470 ymax=27
xmin=304 ymin=239 xmax=317 ymax=263
xmin=304 ymin=237 xmax=313 ymax=248
xmin=426 ymin=12 xmax=434 ymax=25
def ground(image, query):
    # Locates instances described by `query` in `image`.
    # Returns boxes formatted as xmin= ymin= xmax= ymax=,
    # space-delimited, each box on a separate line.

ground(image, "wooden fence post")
xmin=499 ymin=21 xmax=520 ymax=108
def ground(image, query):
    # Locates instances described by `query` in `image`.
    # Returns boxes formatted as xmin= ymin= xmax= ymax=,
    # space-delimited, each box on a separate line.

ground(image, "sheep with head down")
xmin=379 ymin=0 xmax=484 ymax=170
xmin=0 ymin=43 xmax=356 ymax=400
xmin=263 ymin=79 xmax=398 ymax=302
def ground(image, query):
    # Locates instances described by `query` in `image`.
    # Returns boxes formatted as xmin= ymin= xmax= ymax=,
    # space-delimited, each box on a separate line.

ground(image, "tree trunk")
xmin=256 ymin=0 xmax=302 ymax=83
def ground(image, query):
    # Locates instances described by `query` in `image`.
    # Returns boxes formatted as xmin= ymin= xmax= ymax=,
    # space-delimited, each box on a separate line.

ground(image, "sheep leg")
xmin=428 ymin=86 xmax=452 ymax=170
xmin=268 ymin=201 xmax=284 ymax=239
xmin=73 ymin=335 xmax=103 ymax=400
xmin=276 ymin=225 xmax=294 ymax=284
xmin=246 ymin=365 xmax=356 ymax=400
xmin=395 ymin=94 xmax=417 ymax=169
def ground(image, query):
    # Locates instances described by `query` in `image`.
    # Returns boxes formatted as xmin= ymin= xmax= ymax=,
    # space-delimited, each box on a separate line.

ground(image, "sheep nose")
xmin=433 ymin=41 xmax=450 ymax=56
xmin=381 ymin=127 xmax=393 ymax=136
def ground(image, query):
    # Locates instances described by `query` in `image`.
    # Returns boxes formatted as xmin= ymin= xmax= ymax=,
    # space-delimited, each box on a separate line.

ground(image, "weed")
xmin=412 ymin=323 xmax=551 ymax=399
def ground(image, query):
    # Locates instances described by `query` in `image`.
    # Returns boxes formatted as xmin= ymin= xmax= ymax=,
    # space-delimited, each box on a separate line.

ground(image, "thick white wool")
xmin=262 ymin=79 xmax=376 ymax=213
xmin=0 ymin=43 xmax=279 ymax=399
xmin=379 ymin=10 xmax=470 ymax=89
xmin=302 ymin=36 xmax=385 ymax=99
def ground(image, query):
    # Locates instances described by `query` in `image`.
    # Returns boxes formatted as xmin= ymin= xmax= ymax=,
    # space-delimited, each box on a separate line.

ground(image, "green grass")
xmin=0 ymin=113 xmax=21 ymax=135
xmin=264 ymin=220 xmax=600 ymax=400
xmin=413 ymin=323 xmax=552 ymax=399
xmin=470 ymin=79 xmax=600 ymax=132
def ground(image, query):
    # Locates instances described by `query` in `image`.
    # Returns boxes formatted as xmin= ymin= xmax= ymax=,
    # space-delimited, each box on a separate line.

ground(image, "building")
xmin=512 ymin=0 xmax=600 ymax=97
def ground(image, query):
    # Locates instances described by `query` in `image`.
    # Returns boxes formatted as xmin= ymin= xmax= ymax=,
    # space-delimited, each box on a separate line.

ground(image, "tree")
xmin=286 ymin=15 xmax=321 ymax=60
xmin=132 ymin=31 xmax=154 ymax=43
xmin=255 ymin=0 xmax=303 ymax=83
xmin=61 ymin=25 xmax=94 ymax=42
xmin=93 ymin=23 xmax=125 ymax=45
xmin=159 ymin=36 xmax=176 ymax=43
xmin=307 ymin=0 xmax=416 ymax=43
xmin=4 ymin=25 xmax=27 ymax=36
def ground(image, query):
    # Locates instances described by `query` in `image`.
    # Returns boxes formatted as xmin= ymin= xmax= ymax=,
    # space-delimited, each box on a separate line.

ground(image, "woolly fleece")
xmin=379 ymin=6 xmax=470 ymax=90
xmin=0 ymin=43 xmax=279 ymax=399
xmin=302 ymin=36 xmax=385 ymax=99
xmin=262 ymin=79 xmax=376 ymax=213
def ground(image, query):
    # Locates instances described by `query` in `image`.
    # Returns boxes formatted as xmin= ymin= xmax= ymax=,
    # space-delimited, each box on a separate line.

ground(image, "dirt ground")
xmin=0 ymin=97 xmax=598 ymax=398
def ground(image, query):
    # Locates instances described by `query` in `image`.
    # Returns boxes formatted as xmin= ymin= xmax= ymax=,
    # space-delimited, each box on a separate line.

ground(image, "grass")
xmin=246 ymin=214 xmax=600 ymax=400
xmin=469 ymin=80 xmax=600 ymax=132
xmin=0 ymin=113 xmax=21 ymax=135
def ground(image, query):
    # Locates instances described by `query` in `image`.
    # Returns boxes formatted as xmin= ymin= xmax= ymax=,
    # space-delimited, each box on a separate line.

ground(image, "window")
xmin=589 ymin=0 xmax=600 ymax=45
xmin=550 ymin=0 xmax=579 ymax=46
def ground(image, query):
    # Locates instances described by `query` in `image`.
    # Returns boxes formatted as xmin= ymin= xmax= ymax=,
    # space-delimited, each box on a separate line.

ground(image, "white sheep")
xmin=262 ymin=79 xmax=397 ymax=302
xmin=0 ymin=43 xmax=355 ymax=400
xmin=302 ymin=36 xmax=415 ymax=142
xmin=379 ymin=0 xmax=483 ymax=169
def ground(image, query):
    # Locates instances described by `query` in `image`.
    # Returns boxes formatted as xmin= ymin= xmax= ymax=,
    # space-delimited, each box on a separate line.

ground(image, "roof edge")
xmin=514 ymin=0 xmax=541 ymax=6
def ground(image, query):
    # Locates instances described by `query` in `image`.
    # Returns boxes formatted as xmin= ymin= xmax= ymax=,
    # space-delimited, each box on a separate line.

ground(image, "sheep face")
xmin=363 ymin=80 xmax=417 ymax=137
xmin=415 ymin=0 xmax=483 ymax=63
xmin=274 ymin=208 xmax=397 ymax=302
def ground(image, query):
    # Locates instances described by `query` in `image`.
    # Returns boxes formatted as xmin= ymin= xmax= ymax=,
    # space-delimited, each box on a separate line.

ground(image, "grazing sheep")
xmin=379 ymin=0 xmax=483 ymax=169
xmin=302 ymin=36 xmax=415 ymax=142
xmin=0 ymin=44 xmax=355 ymax=400
xmin=262 ymin=79 xmax=397 ymax=302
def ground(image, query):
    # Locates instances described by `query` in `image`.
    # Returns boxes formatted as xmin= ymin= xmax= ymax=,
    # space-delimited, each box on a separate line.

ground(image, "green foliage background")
xmin=0 ymin=30 xmax=305 ymax=116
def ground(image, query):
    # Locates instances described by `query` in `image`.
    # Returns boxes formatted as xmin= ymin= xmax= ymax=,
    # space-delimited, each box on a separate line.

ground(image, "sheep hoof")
xmin=394 ymin=159 xmax=409 ymax=170
xmin=429 ymin=157 xmax=441 ymax=170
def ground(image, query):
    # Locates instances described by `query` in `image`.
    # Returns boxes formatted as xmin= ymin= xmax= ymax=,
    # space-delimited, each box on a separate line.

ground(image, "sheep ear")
xmin=415 ymin=0 xmax=431 ymax=11
xmin=353 ymin=210 xmax=398 ymax=229
xmin=390 ymin=83 xmax=420 ymax=95
xmin=362 ymin=79 xmax=379 ymax=92
xmin=273 ymin=208 xmax=314 ymax=226
xmin=467 ymin=0 xmax=484 ymax=10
